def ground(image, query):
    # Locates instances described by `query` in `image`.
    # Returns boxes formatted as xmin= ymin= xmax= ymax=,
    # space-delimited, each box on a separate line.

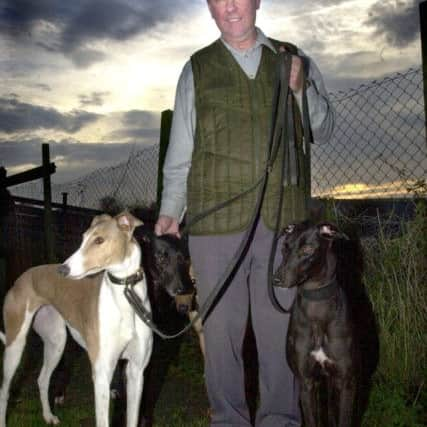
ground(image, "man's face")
xmin=207 ymin=0 xmax=260 ymax=48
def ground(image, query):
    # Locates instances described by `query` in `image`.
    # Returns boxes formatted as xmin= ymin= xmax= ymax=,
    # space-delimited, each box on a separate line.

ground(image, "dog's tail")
xmin=0 ymin=332 xmax=5 ymax=345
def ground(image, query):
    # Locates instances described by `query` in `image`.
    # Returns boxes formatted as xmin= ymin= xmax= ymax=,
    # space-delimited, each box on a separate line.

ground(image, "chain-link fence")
xmin=10 ymin=67 xmax=427 ymax=209
xmin=11 ymin=144 xmax=160 ymax=210
xmin=312 ymin=67 xmax=426 ymax=198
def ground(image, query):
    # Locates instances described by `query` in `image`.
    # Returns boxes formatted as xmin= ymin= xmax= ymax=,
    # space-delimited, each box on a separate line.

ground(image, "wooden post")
xmin=43 ymin=144 xmax=55 ymax=263
xmin=421 ymin=1 xmax=427 ymax=146
xmin=157 ymin=109 xmax=174 ymax=207
xmin=62 ymin=192 xmax=68 ymax=209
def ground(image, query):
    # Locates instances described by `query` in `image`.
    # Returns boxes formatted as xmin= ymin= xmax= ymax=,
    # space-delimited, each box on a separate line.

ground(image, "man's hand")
xmin=289 ymin=55 xmax=304 ymax=94
xmin=154 ymin=215 xmax=180 ymax=237
xmin=278 ymin=46 xmax=304 ymax=94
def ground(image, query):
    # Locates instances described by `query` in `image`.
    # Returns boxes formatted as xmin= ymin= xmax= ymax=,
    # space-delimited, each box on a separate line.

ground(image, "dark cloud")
xmin=31 ymin=83 xmax=52 ymax=92
xmin=366 ymin=0 xmax=421 ymax=48
xmin=0 ymin=0 xmax=70 ymax=34
xmin=0 ymin=137 xmax=42 ymax=167
xmin=78 ymin=91 xmax=110 ymax=107
xmin=0 ymin=97 xmax=101 ymax=133
xmin=68 ymin=47 xmax=108 ymax=68
xmin=2 ymin=93 xmax=19 ymax=100
xmin=61 ymin=1 xmax=153 ymax=52
xmin=106 ymin=127 xmax=159 ymax=142
xmin=52 ymin=139 xmax=141 ymax=164
xmin=265 ymin=0 xmax=352 ymax=20
xmin=0 ymin=136 xmax=153 ymax=183
xmin=100 ymin=110 xmax=161 ymax=141
xmin=35 ymin=41 xmax=62 ymax=53
xmin=301 ymin=0 xmax=351 ymax=10
xmin=121 ymin=110 xmax=160 ymax=128
xmin=0 ymin=0 xmax=196 ymax=66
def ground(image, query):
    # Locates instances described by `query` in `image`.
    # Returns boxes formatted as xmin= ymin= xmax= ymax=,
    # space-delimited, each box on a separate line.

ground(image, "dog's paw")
xmin=44 ymin=414 xmax=60 ymax=425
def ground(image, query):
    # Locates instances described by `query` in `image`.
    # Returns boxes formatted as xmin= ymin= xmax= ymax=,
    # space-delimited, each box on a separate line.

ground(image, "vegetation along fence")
xmin=10 ymin=66 xmax=427 ymax=209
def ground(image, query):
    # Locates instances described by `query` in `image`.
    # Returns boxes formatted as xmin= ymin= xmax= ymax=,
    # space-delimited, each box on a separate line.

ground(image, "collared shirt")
xmin=160 ymin=28 xmax=335 ymax=221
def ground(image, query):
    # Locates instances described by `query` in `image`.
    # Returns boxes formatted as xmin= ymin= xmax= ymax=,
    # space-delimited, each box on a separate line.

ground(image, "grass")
xmin=365 ymin=222 xmax=426 ymax=388
xmin=334 ymin=200 xmax=427 ymax=426
xmin=1 ymin=328 xmax=210 ymax=427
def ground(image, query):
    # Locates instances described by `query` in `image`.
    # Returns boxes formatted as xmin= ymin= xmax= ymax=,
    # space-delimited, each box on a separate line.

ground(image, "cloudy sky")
xmin=0 ymin=0 xmax=423 ymax=184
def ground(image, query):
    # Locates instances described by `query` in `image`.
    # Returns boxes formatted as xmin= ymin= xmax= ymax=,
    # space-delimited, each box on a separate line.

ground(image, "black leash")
xmin=267 ymin=55 xmax=313 ymax=314
xmin=125 ymin=51 xmax=311 ymax=337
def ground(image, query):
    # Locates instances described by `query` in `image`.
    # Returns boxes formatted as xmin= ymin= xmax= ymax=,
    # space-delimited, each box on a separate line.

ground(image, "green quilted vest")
xmin=187 ymin=39 xmax=310 ymax=235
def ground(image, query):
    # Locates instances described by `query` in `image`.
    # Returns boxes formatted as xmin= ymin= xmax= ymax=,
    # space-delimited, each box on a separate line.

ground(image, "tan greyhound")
xmin=0 ymin=212 xmax=152 ymax=427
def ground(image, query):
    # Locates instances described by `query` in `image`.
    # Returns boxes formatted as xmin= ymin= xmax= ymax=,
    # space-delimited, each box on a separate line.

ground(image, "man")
xmin=155 ymin=0 xmax=334 ymax=426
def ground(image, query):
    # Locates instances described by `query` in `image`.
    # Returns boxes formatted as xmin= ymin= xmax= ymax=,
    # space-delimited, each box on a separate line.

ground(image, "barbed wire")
xmin=10 ymin=66 xmax=427 ymax=208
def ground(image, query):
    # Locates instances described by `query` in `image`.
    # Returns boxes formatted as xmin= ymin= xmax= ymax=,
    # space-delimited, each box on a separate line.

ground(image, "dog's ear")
xmin=116 ymin=211 xmax=143 ymax=235
xmin=318 ymin=223 xmax=349 ymax=240
xmin=91 ymin=214 xmax=112 ymax=227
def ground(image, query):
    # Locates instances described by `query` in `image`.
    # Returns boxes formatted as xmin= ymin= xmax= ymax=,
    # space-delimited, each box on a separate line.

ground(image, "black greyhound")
xmin=273 ymin=221 xmax=378 ymax=427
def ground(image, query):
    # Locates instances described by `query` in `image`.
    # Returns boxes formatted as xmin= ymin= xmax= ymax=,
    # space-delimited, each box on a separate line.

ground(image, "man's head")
xmin=207 ymin=0 xmax=260 ymax=50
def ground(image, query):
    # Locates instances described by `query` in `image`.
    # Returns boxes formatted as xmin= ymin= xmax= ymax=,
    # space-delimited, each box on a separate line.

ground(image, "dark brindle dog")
xmin=140 ymin=230 xmax=194 ymax=306
xmin=140 ymin=231 xmax=204 ymax=356
xmin=273 ymin=221 xmax=378 ymax=427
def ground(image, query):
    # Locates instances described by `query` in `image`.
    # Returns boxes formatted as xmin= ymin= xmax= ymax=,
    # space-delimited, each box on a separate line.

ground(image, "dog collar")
xmin=298 ymin=279 xmax=339 ymax=301
xmin=107 ymin=268 xmax=144 ymax=287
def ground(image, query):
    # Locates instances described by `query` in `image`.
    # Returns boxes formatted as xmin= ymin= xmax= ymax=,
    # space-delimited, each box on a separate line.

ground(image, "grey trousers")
xmin=189 ymin=220 xmax=301 ymax=427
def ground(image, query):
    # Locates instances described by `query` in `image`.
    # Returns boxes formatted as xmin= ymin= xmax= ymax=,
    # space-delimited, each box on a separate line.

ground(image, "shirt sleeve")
xmin=296 ymin=49 xmax=335 ymax=144
xmin=159 ymin=60 xmax=195 ymax=221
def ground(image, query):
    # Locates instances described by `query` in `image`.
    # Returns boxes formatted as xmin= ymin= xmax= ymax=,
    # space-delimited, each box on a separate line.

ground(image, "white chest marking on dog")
xmin=311 ymin=347 xmax=333 ymax=366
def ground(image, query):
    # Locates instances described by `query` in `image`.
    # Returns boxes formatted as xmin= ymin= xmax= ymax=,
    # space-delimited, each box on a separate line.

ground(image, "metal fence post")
xmin=421 ymin=0 xmax=427 ymax=146
xmin=43 ymin=143 xmax=55 ymax=263
xmin=157 ymin=109 xmax=173 ymax=208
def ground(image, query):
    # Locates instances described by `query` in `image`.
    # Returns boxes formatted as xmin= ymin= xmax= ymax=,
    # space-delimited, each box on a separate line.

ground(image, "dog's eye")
xmin=299 ymin=245 xmax=315 ymax=256
xmin=94 ymin=237 xmax=104 ymax=245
